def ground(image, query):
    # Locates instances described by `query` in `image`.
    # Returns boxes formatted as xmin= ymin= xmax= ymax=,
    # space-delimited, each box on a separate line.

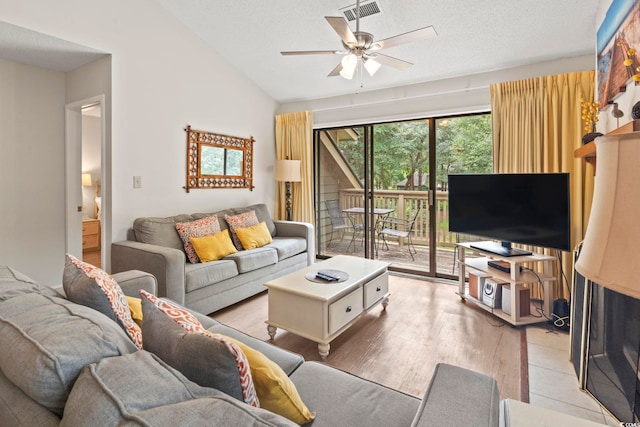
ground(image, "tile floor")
xmin=525 ymin=325 xmax=621 ymax=426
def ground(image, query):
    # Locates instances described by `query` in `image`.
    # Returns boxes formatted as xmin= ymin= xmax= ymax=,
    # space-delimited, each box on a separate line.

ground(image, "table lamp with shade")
xmin=575 ymin=132 xmax=640 ymax=299
xmin=274 ymin=159 xmax=301 ymax=221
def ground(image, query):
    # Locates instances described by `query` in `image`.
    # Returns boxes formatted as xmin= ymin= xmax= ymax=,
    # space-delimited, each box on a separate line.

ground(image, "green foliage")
xmin=334 ymin=114 xmax=492 ymax=191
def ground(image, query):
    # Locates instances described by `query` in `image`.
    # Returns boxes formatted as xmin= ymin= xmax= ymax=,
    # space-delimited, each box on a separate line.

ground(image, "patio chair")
xmin=325 ymin=200 xmax=363 ymax=250
xmin=377 ymin=207 xmax=421 ymax=261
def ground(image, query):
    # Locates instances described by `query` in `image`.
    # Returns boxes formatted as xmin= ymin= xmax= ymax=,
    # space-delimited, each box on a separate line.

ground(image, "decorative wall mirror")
xmin=184 ymin=125 xmax=254 ymax=192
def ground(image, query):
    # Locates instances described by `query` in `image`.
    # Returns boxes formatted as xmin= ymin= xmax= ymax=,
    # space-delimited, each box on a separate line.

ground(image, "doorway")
xmin=65 ymin=95 xmax=106 ymax=267
xmin=314 ymin=113 xmax=492 ymax=279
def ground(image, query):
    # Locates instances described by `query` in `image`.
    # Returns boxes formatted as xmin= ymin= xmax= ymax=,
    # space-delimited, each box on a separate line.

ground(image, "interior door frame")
xmin=64 ymin=94 xmax=106 ymax=265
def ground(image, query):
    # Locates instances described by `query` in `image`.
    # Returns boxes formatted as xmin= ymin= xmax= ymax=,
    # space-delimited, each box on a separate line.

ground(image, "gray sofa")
xmin=0 ymin=265 xmax=501 ymax=426
xmin=111 ymin=203 xmax=315 ymax=314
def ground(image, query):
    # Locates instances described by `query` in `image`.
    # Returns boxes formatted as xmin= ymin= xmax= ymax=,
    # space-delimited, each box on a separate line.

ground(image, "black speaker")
xmin=549 ymin=298 xmax=570 ymax=331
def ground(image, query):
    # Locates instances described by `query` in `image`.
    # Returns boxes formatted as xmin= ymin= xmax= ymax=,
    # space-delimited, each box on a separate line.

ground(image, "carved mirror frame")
xmin=184 ymin=125 xmax=254 ymax=192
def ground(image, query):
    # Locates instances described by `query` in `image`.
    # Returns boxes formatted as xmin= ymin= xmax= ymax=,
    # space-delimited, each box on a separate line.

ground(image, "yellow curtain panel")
xmin=274 ymin=111 xmax=314 ymax=224
xmin=490 ymin=71 xmax=596 ymax=301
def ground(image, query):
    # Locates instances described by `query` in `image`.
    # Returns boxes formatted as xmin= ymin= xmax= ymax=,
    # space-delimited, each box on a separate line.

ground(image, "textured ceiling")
xmin=153 ymin=0 xmax=599 ymax=103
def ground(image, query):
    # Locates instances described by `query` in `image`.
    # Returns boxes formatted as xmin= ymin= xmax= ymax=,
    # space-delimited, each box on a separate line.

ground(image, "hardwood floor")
xmin=212 ymin=274 xmax=522 ymax=400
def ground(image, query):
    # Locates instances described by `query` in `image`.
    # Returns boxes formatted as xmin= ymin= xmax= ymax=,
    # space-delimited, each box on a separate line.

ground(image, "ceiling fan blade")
xmin=372 ymin=26 xmax=437 ymax=50
xmin=370 ymin=53 xmax=413 ymax=70
xmin=325 ymin=16 xmax=357 ymax=47
xmin=327 ymin=62 xmax=343 ymax=77
xmin=281 ymin=50 xmax=341 ymax=55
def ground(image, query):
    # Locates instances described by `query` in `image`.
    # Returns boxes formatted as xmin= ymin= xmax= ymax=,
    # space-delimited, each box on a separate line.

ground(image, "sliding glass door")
xmin=315 ymin=113 xmax=492 ymax=279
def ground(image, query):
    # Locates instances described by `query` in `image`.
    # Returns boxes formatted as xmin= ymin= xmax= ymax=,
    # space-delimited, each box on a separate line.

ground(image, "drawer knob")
xmin=346 ymin=306 xmax=352 ymax=313
xmin=376 ymin=286 xmax=381 ymax=292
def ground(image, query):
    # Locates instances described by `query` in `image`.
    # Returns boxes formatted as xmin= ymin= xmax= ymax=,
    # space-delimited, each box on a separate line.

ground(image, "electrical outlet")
xmin=133 ymin=176 xmax=142 ymax=188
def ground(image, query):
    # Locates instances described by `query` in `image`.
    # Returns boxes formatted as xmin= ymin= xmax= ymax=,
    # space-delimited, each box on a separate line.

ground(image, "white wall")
xmin=1 ymin=0 xmax=278 ymax=282
xmin=279 ymin=55 xmax=596 ymax=127
xmin=0 ymin=58 xmax=66 ymax=284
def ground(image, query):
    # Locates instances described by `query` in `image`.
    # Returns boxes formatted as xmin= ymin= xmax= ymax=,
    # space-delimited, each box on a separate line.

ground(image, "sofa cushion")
xmin=235 ymin=221 xmax=273 ymax=250
xmin=184 ymin=259 xmax=239 ymax=293
xmin=0 ymin=293 xmax=137 ymax=416
xmin=289 ymin=361 xmax=420 ymax=427
xmin=133 ymin=214 xmax=193 ymax=250
xmin=139 ymin=291 xmax=258 ymax=407
xmin=411 ymin=363 xmax=500 ymax=427
xmin=0 ymin=369 xmax=60 ymax=426
xmin=62 ymin=254 xmax=143 ymax=350
xmin=0 ymin=265 xmax=59 ymax=301
xmin=225 ymin=210 xmax=260 ymax=250
xmin=266 ymin=237 xmax=307 ymax=261
xmin=140 ymin=294 xmax=244 ymax=401
xmin=232 ymin=203 xmax=277 ymax=236
xmin=175 ymin=215 xmax=222 ymax=263
xmin=214 ymin=333 xmax=315 ymax=425
xmin=226 ymin=247 xmax=278 ymax=273
xmin=190 ymin=229 xmax=238 ymax=262
xmin=60 ymin=351 xmax=297 ymax=427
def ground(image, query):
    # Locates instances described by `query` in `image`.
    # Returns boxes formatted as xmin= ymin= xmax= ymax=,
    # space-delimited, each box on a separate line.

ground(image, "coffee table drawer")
xmin=364 ymin=272 xmax=389 ymax=309
xmin=328 ymin=288 xmax=363 ymax=335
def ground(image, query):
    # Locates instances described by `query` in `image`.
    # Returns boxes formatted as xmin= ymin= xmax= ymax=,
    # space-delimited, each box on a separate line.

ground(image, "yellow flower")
xmin=634 ymin=73 xmax=640 ymax=82
xmin=624 ymin=58 xmax=633 ymax=66
xmin=629 ymin=48 xmax=637 ymax=56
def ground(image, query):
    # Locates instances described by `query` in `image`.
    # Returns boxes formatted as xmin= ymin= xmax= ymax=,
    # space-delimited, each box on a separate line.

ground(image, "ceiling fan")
xmin=280 ymin=0 xmax=437 ymax=80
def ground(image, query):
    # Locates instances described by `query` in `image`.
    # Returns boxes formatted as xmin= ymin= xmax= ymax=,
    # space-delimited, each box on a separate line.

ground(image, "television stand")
xmin=456 ymin=242 xmax=555 ymax=326
xmin=469 ymin=241 xmax=532 ymax=257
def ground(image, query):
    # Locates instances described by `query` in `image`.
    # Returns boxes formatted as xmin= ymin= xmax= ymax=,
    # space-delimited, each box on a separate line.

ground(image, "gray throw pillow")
xmin=140 ymin=296 xmax=244 ymax=401
xmin=0 ymin=265 xmax=59 ymax=301
xmin=0 ymin=292 xmax=137 ymax=416
xmin=60 ymin=352 xmax=296 ymax=427
xmin=62 ymin=254 xmax=143 ymax=349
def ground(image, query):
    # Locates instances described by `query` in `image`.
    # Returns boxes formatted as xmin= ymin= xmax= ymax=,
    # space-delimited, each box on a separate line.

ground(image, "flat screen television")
xmin=447 ymin=173 xmax=571 ymax=256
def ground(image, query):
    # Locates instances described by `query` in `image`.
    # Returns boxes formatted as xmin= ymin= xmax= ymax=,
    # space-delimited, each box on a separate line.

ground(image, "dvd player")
xmin=488 ymin=260 xmax=511 ymax=273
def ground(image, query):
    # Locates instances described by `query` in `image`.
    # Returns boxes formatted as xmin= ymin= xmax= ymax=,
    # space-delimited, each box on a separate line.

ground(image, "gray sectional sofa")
xmin=111 ymin=203 xmax=314 ymax=314
xmin=0 ymin=265 xmax=502 ymax=426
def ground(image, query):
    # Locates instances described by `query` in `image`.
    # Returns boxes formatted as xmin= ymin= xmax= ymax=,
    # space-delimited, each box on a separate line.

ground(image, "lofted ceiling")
xmin=153 ymin=0 xmax=599 ymax=103
xmin=0 ymin=1 xmax=599 ymax=104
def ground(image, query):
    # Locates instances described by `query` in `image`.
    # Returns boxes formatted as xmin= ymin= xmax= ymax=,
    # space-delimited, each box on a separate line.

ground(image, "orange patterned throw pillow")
xmin=139 ymin=290 xmax=259 ymax=407
xmin=63 ymin=254 xmax=143 ymax=350
xmin=175 ymin=215 xmax=221 ymax=263
xmin=225 ymin=210 xmax=259 ymax=250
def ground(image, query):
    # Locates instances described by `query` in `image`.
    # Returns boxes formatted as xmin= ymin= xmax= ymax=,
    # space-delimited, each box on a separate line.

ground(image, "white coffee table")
xmin=264 ymin=255 xmax=390 ymax=359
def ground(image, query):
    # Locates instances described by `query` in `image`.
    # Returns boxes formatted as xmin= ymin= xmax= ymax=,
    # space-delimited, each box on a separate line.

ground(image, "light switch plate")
xmin=133 ymin=176 xmax=142 ymax=188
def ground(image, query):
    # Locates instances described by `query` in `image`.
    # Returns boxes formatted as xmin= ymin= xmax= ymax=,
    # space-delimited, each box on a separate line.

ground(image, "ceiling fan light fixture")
xmin=364 ymin=57 xmax=381 ymax=76
xmin=340 ymin=53 xmax=357 ymax=79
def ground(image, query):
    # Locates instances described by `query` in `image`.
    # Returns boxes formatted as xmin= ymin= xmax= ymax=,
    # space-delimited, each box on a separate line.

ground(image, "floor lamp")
xmin=275 ymin=159 xmax=301 ymax=221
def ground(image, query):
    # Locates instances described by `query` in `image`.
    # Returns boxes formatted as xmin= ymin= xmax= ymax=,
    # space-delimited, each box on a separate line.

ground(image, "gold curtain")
xmin=275 ymin=111 xmax=314 ymax=224
xmin=490 ymin=71 xmax=596 ymax=301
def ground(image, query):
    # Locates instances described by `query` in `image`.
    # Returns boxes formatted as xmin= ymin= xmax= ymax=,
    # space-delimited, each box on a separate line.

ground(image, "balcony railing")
xmin=337 ymin=188 xmax=460 ymax=248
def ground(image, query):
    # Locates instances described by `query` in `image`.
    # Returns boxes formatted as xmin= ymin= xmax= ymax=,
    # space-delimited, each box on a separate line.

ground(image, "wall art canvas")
xmin=597 ymin=0 xmax=640 ymax=109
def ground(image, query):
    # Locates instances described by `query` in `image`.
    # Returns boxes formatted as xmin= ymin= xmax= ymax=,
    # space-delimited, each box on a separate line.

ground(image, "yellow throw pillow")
xmin=125 ymin=296 xmax=143 ymax=327
xmin=234 ymin=221 xmax=273 ymax=250
xmin=212 ymin=334 xmax=315 ymax=425
xmin=189 ymin=229 xmax=238 ymax=263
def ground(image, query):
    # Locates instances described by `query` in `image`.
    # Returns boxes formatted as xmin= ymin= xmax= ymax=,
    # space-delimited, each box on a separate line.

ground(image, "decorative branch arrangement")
xmin=184 ymin=125 xmax=254 ymax=192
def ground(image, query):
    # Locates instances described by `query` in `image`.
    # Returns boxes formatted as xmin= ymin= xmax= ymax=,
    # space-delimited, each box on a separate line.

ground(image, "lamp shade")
xmin=340 ymin=54 xmax=357 ymax=80
xmin=82 ymin=173 xmax=92 ymax=187
xmin=575 ymin=132 xmax=640 ymax=299
xmin=274 ymin=159 xmax=301 ymax=182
